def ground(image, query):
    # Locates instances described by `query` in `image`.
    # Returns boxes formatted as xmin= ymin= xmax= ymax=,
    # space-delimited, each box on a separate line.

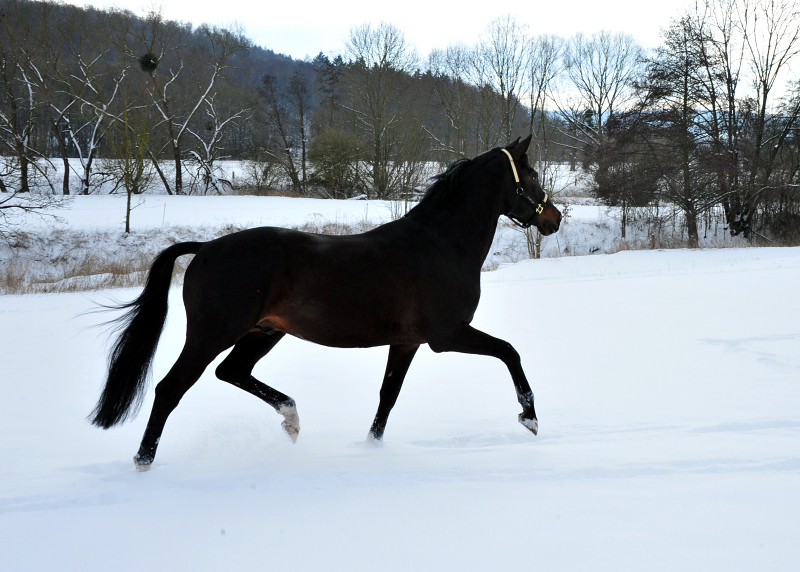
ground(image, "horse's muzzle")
xmin=537 ymin=209 xmax=561 ymax=236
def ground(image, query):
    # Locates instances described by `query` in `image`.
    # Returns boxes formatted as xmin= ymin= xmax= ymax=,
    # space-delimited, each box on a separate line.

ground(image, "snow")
xmin=21 ymin=193 xmax=397 ymax=230
xmin=1 ymin=245 xmax=798 ymax=570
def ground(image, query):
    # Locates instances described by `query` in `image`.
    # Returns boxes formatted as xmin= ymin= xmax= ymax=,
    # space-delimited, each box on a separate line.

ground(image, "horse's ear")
xmin=511 ymin=135 xmax=532 ymax=160
xmin=504 ymin=137 xmax=521 ymax=150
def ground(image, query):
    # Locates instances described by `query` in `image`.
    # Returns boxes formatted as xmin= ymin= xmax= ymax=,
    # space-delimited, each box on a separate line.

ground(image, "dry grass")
xmin=1 ymin=252 xmax=193 ymax=295
xmin=229 ymin=185 xmax=307 ymax=198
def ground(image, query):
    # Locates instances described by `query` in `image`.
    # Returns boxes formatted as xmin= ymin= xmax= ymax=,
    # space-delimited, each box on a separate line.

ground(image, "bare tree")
xmin=106 ymin=105 xmax=153 ymax=233
xmin=6 ymin=0 xmax=78 ymax=195
xmin=475 ymin=15 xmax=529 ymax=143
xmin=740 ymin=0 xmax=800 ymax=186
xmin=428 ymin=44 xmax=477 ymax=159
xmin=343 ymin=21 xmax=425 ymax=198
xmin=130 ymin=11 xmax=247 ymax=194
xmin=558 ymin=30 xmax=644 ymax=148
xmin=555 ymin=30 xmax=644 ymax=237
xmin=186 ymin=95 xmax=248 ymax=194
xmin=57 ymin=7 xmax=130 ymax=195
xmin=519 ymin=34 xmax=564 ymax=258
xmin=287 ymin=70 xmax=312 ymax=192
xmin=0 ymin=0 xmax=55 ymax=194
xmin=526 ymin=34 xmax=563 ymax=173
xmin=258 ymin=74 xmax=302 ymax=190
xmin=693 ymin=0 xmax=800 ymax=237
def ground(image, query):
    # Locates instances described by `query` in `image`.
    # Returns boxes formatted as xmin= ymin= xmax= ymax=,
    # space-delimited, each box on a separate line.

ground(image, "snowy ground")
xmin=1 ymin=247 xmax=798 ymax=570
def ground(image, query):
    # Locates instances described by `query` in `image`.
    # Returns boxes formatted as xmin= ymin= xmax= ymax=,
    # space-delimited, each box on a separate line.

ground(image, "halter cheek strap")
xmin=500 ymin=149 xmax=548 ymax=224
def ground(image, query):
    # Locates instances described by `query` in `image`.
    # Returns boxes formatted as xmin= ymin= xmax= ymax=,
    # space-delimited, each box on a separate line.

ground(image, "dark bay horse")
xmin=91 ymin=136 xmax=562 ymax=470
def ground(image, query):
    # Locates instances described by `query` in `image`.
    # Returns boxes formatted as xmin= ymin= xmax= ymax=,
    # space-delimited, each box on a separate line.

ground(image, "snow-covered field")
xmin=1 ymin=246 xmax=798 ymax=570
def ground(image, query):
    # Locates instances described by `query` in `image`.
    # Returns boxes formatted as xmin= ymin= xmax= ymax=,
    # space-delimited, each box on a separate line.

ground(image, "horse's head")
xmin=499 ymin=136 xmax=561 ymax=236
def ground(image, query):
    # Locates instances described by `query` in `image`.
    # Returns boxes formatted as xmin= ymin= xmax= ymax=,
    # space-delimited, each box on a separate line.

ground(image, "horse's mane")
xmin=425 ymin=158 xmax=473 ymax=198
xmin=405 ymin=157 xmax=475 ymax=218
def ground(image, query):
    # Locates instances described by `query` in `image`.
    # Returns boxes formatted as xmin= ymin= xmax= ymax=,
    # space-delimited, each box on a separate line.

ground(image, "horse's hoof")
xmin=281 ymin=420 xmax=299 ymax=443
xmin=133 ymin=455 xmax=153 ymax=472
xmin=366 ymin=431 xmax=383 ymax=445
xmin=519 ymin=415 xmax=538 ymax=436
xmin=279 ymin=404 xmax=300 ymax=444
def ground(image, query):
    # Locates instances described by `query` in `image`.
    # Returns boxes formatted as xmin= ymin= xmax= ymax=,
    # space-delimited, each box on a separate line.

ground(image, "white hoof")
xmin=519 ymin=416 xmax=538 ymax=436
xmin=279 ymin=404 xmax=300 ymax=443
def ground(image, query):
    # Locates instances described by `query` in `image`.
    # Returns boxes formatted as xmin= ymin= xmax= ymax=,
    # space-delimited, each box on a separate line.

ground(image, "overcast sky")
xmin=65 ymin=0 xmax=690 ymax=60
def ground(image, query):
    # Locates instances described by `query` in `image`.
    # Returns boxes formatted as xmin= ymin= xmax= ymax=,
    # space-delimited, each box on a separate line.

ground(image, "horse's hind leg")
xmin=134 ymin=337 xmax=225 ymax=471
xmin=368 ymin=344 xmax=420 ymax=441
xmin=214 ymin=328 xmax=300 ymax=442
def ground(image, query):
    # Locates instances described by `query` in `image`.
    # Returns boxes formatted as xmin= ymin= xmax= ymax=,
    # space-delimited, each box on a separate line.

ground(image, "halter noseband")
xmin=500 ymin=148 xmax=548 ymax=229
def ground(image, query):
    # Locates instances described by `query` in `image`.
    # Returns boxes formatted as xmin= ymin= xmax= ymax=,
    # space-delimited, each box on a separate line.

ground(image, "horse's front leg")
xmin=368 ymin=344 xmax=420 ymax=441
xmin=428 ymin=324 xmax=538 ymax=435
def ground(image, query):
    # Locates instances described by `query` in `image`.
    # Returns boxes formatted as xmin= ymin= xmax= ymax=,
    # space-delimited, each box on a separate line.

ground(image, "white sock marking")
xmin=279 ymin=404 xmax=300 ymax=443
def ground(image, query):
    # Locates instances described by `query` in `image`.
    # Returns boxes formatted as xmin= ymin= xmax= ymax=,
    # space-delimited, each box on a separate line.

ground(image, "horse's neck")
xmin=412 ymin=180 xmax=504 ymax=267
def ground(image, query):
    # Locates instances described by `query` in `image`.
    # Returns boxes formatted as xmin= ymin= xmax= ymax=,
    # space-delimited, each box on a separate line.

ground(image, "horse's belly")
xmin=258 ymin=303 xmax=425 ymax=348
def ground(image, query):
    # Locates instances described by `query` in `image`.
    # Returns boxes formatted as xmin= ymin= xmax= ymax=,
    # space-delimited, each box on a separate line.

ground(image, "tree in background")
xmin=106 ymin=104 xmax=153 ymax=233
xmin=635 ymin=16 xmax=722 ymax=247
xmin=308 ymin=128 xmax=364 ymax=198
xmin=0 ymin=0 xmax=41 ymax=194
xmin=258 ymin=74 xmax=303 ymax=191
xmin=130 ymin=10 xmax=247 ymax=194
xmin=554 ymin=30 xmax=644 ymax=238
xmin=342 ymin=22 xmax=427 ymax=199
xmin=475 ymin=15 xmax=529 ymax=143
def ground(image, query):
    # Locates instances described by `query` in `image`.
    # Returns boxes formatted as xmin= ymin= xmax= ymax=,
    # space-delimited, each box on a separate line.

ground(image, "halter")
xmin=500 ymin=148 xmax=548 ymax=229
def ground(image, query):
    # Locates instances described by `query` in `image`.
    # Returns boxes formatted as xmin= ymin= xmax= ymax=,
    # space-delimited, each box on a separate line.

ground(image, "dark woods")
xmin=1 ymin=0 xmax=799 ymax=244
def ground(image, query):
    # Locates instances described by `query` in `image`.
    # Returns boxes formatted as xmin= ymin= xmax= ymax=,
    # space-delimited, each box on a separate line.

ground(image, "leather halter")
xmin=500 ymin=148 xmax=548 ymax=229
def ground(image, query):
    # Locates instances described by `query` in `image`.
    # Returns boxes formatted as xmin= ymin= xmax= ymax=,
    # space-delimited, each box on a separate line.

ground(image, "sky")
xmin=65 ymin=0 xmax=690 ymax=61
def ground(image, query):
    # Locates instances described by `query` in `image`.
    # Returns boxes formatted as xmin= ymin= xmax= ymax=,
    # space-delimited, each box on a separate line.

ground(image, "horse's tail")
xmin=89 ymin=241 xmax=204 ymax=429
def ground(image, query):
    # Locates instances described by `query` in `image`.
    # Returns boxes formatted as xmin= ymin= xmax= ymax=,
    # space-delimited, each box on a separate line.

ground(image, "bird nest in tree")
xmin=139 ymin=53 xmax=159 ymax=73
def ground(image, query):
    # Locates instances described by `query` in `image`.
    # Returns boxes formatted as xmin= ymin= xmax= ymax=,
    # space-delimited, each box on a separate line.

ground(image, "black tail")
xmin=90 ymin=241 xmax=203 ymax=429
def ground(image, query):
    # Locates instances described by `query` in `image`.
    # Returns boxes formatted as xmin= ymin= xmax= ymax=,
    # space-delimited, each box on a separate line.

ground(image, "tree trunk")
xmin=172 ymin=144 xmax=182 ymax=195
xmin=18 ymin=152 xmax=30 ymax=193
xmin=82 ymin=150 xmax=95 ymax=195
xmin=125 ymin=187 xmax=131 ymax=233
xmin=686 ymin=209 xmax=699 ymax=248
xmin=148 ymin=150 xmax=173 ymax=195
xmin=48 ymin=116 xmax=71 ymax=195
xmin=620 ymin=199 xmax=627 ymax=240
xmin=61 ymin=155 xmax=70 ymax=195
